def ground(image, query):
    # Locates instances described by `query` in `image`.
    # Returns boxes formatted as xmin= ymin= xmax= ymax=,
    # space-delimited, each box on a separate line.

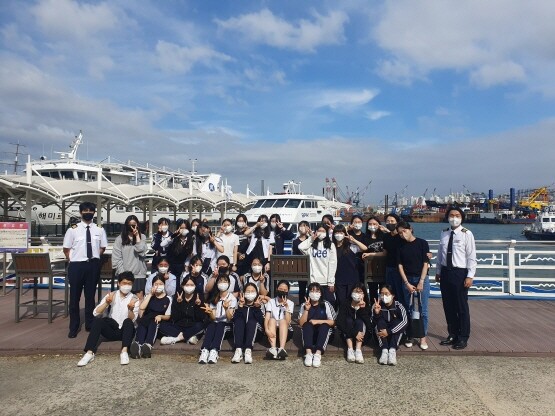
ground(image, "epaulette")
xmin=461 ymin=228 xmax=468 ymax=233
xmin=71 ymin=224 xmax=77 ymax=229
xmin=443 ymin=228 xmax=450 ymax=232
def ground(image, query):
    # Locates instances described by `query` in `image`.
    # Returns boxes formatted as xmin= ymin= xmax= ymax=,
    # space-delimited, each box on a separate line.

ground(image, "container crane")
xmin=519 ymin=187 xmax=550 ymax=210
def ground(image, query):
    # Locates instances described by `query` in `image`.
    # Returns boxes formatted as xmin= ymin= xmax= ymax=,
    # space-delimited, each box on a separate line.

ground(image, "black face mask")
xmin=276 ymin=290 xmax=288 ymax=298
xmin=82 ymin=213 xmax=94 ymax=221
xmin=386 ymin=223 xmax=397 ymax=231
xmin=218 ymin=266 xmax=229 ymax=276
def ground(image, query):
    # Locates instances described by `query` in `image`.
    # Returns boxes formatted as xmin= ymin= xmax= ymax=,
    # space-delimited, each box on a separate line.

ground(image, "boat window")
xmin=77 ymin=172 xmax=85 ymax=179
xmin=261 ymin=199 xmax=276 ymax=208
xmin=285 ymin=199 xmax=301 ymax=208
xmin=49 ymin=171 xmax=60 ymax=179
xmin=272 ymin=199 xmax=287 ymax=208
xmin=61 ymin=171 xmax=74 ymax=179
xmin=543 ymin=218 xmax=550 ymax=222
xmin=253 ymin=200 xmax=264 ymax=208
xmin=302 ymin=201 xmax=316 ymax=208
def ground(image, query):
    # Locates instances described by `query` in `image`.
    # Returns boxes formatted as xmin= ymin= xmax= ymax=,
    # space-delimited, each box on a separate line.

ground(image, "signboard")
xmin=0 ymin=222 xmax=29 ymax=253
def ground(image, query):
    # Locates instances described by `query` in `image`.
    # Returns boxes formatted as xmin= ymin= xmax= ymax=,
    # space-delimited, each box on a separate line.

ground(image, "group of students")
xmin=77 ymin=207 xmax=476 ymax=367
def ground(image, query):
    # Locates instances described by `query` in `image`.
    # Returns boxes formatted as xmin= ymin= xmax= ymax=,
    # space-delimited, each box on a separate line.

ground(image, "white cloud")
xmin=216 ymin=8 xmax=348 ymax=52
xmin=1 ymin=24 xmax=37 ymax=54
xmin=155 ymin=40 xmax=231 ymax=74
xmin=373 ymin=0 xmax=555 ymax=91
xmin=366 ymin=111 xmax=391 ymax=121
xmin=313 ymin=89 xmax=378 ymax=110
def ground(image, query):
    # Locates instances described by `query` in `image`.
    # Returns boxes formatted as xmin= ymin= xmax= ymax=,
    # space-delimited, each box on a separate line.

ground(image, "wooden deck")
xmin=1 ymin=288 xmax=554 ymax=357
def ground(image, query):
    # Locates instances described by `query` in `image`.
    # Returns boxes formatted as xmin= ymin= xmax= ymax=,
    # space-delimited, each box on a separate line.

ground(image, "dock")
xmin=1 ymin=289 xmax=554 ymax=357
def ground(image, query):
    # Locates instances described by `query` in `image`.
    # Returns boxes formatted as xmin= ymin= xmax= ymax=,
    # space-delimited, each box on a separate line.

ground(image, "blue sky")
xmin=1 ymin=0 xmax=554 ymax=205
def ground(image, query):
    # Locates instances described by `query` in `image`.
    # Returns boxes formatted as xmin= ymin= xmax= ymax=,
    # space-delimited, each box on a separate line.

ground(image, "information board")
xmin=0 ymin=222 xmax=29 ymax=253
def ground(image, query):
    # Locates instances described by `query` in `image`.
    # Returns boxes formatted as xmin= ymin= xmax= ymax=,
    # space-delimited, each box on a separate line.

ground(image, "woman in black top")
xmin=159 ymin=275 xmax=206 ymax=346
xmin=245 ymin=214 xmax=272 ymax=271
xmin=234 ymin=214 xmax=250 ymax=276
xmin=166 ymin=218 xmax=194 ymax=278
xmin=269 ymin=213 xmax=295 ymax=255
xmin=151 ymin=217 xmax=172 ymax=272
xmin=381 ymin=213 xmax=406 ymax=309
xmin=347 ymin=215 xmax=368 ymax=284
xmin=362 ymin=216 xmax=387 ymax=299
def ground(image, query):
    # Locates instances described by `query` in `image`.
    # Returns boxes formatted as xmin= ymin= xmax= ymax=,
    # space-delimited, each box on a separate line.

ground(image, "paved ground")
xmin=1 ymin=354 xmax=554 ymax=416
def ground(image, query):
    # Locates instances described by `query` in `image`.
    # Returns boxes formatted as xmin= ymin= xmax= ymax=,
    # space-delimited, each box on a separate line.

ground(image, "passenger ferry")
xmin=244 ymin=181 xmax=350 ymax=232
xmin=523 ymin=206 xmax=555 ymax=241
xmin=6 ymin=131 xmax=249 ymax=225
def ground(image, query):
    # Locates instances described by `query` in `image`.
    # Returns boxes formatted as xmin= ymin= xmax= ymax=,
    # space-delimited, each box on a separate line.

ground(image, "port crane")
xmin=519 ymin=187 xmax=550 ymax=210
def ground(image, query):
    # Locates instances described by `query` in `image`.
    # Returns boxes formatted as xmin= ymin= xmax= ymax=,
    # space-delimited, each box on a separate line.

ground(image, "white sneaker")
xmin=208 ymin=349 xmax=219 ymax=364
xmin=404 ymin=339 xmax=413 ymax=348
xmin=244 ymin=348 xmax=253 ymax=364
xmin=187 ymin=335 xmax=199 ymax=345
xmin=304 ymin=352 xmax=314 ymax=367
xmin=388 ymin=349 xmax=397 ymax=366
xmin=346 ymin=348 xmax=355 ymax=363
xmin=312 ymin=353 xmax=322 ymax=368
xmin=355 ymin=349 xmax=364 ymax=364
xmin=120 ymin=352 xmax=130 ymax=365
xmin=161 ymin=336 xmax=179 ymax=345
xmin=198 ymin=348 xmax=209 ymax=364
xmin=378 ymin=349 xmax=388 ymax=365
xmin=231 ymin=348 xmax=243 ymax=363
xmin=266 ymin=347 xmax=278 ymax=359
xmin=77 ymin=352 xmax=94 ymax=367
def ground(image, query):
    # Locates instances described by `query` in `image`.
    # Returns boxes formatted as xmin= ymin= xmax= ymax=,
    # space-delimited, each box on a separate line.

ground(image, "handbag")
xmin=408 ymin=292 xmax=425 ymax=339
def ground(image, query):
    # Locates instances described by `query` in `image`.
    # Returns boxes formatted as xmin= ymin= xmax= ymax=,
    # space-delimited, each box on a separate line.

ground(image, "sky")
xmin=0 ymin=0 xmax=554 ymax=206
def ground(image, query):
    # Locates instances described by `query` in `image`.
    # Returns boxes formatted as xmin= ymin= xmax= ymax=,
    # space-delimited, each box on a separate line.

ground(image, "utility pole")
xmin=4 ymin=142 xmax=28 ymax=174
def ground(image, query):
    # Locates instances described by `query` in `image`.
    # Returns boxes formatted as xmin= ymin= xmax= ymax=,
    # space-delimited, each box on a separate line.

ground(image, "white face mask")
xmin=155 ymin=286 xmax=165 ymax=294
xmin=317 ymin=232 xmax=326 ymax=240
xmin=252 ymin=265 xmax=263 ymax=274
xmin=334 ymin=233 xmax=345 ymax=241
xmin=224 ymin=225 xmax=233 ymax=233
xmin=217 ymin=283 xmax=230 ymax=292
xmin=449 ymin=217 xmax=462 ymax=227
xmin=259 ymin=223 xmax=268 ymax=229
xmin=237 ymin=222 xmax=246 ymax=229
xmin=158 ymin=266 xmax=169 ymax=274
xmin=119 ymin=285 xmax=132 ymax=295
xmin=353 ymin=223 xmax=363 ymax=230
xmin=181 ymin=229 xmax=189 ymax=236
xmin=244 ymin=292 xmax=257 ymax=302
xmin=193 ymin=265 xmax=202 ymax=274
xmin=270 ymin=222 xmax=277 ymax=229
xmin=160 ymin=225 xmax=169 ymax=233
xmin=191 ymin=226 xmax=197 ymax=232
xmin=183 ymin=285 xmax=195 ymax=294
xmin=309 ymin=292 xmax=321 ymax=302
xmin=298 ymin=226 xmax=307 ymax=235
xmin=368 ymin=225 xmax=378 ymax=233
xmin=381 ymin=294 xmax=393 ymax=304
xmin=351 ymin=292 xmax=362 ymax=302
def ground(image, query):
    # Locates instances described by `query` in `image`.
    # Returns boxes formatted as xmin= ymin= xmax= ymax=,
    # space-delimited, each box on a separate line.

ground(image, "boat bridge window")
xmin=543 ymin=218 xmax=550 ymax=222
xmin=302 ymin=201 xmax=316 ymax=208
xmin=77 ymin=172 xmax=85 ymax=179
xmin=253 ymin=200 xmax=264 ymax=208
xmin=261 ymin=199 xmax=276 ymax=208
xmin=272 ymin=199 xmax=287 ymax=208
xmin=61 ymin=171 xmax=74 ymax=179
xmin=285 ymin=199 xmax=301 ymax=208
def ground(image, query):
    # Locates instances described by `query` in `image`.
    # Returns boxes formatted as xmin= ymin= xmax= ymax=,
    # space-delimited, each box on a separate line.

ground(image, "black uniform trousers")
xmin=68 ymin=259 xmax=100 ymax=333
xmin=439 ymin=267 xmax=470 ymax=342
xmin=84 ymin=317 xmax=135 ymax=353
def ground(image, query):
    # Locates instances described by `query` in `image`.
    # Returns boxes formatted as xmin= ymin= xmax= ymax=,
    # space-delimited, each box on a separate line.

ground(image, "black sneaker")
xmin=277 ymin=348 xmax=288 ymax=360
xmin=129 ymin=341 xmax=141 ymax=359
xmin=141 ymin=343 xmax=152 ymax=358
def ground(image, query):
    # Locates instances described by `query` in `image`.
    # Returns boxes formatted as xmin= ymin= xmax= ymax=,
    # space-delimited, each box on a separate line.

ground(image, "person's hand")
xmin=435 ymin=273 xmax=441 ymax=283
xmin=132 ymin=225 xmax=139 ymax=236
xmin=309 ymin=319 xmax=320 ymax=325
xmin=195 ymin=294 xmax=201 ymax=305
xmin=128 ymin=298 xmax=137 ymax=311
xmin=154 ymin=315 xmax=163 ymax=324
xmin=256 ymin=221 xmax=264 ymax=228
xmin=328 ymin=285 xmax=335 ymax=293
xmin=378 ymin=225 xmax=389 ymax=233
xmin=362 ymin=253 xmax=371 ymax=259
xmin=231 ymin=264 xmax=237 ymax=272
xmin=356 ymin=331 xmax=364 ymax=342
xmin=464 ymin=277 xmax=473 ymax=289
xmin=223 ymin=298 xmax=231 ymax=310
xmin=277 ymin=221 xmax=284 ymax=230
xmin=176 ymin=291 xmax=183 ymax=303
xmin=427 ymin=252 xmax=433 ymax=260
xmin=106 ymin=291 xmax=114 ymax=304
xmin=417 ymin=280 xmax=424 ymax=292
xmin=209 ymin=234 xmax=216 ymax=244
xmin=279 ymin=295 xmax=288 ymax=306
xmin=378 ymin=329 xmax=388 ymax=338
xmin=264 ymin=263 xmax=270 ymax=272
xmin=406 ymin=282 xmax=416 ymax=294
xmin=254 ymin=296 xmax=262 ymax=308
xmin=201 ymin=303 xmax=212 ymax=315
xmin=359 ymin=298 xmax=366 ymax=309
xmin=304 ymin=296 xmax=311 ymax=311
xmin=239 ymin=253 xmax=245 ymax=260
xmin=373 ymin=298 xmax=381 ymax=314
xmin=150 ymin=286 xmax=156 ymax=296
xmin=162 ymin=272 xmax=169 ymax=280
xmin=238 ymin=293 xmax=245 ymax=308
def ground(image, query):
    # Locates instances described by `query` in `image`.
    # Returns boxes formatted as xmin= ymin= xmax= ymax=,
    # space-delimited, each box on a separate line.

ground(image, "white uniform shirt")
xmin=63 ymin=221 xmax=108 ymax=262
xmin=436 ymin=226 xmax=477 ymax=278
xmin=218 ymin=232 xmax=239 ymax=260
xmin=94 ymin=290 xmax=139 ymax=328
xmin=210 ymin=292 xmax=237 ymax=323
xmin=265 ymin=297 xmax=294 ymax=321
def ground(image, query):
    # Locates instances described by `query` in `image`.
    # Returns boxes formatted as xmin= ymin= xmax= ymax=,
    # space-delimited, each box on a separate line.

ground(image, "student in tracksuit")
xmin=151 ymin=217 xmax=172 ymax=272
xmin=240 ymin=257 xmax=270 ymax=297
xmin=298 ymin=224 xmax=337 ymax=305
xmin=231 ymin=283 xmax=265 ymax=364
xmin=336 ymin=283 xmax=373 ymax=364
xmin=245 ymin=214 xmax=272 ymax=272
xmin=373 ymin=284 xmax=408 ymax=366
xmin=181 ymin=255 xmax=210 ymax=303
xmin=130 ymin=275 xmax=172 ymax=359
xmin=145 ymin=257 xmax=177 ymax=297
xmin=298 ymin=282 xmax=336 ymax=367
xmin=159 ymin=276 xmax=206 ymax=346
xmin=198 ymin=274 xmax=237 ymax=364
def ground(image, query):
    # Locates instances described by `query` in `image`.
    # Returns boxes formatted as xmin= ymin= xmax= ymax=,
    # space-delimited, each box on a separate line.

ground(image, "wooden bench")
xmin=12 ymin=252 xmax=68 ymax=323
xmin=269 ymin=255 xmax=310 ymax=297
xmin=97 ymin=253 xmax=116 ymax=300
xmin=364 ymin=255 xmax=386 ymax=284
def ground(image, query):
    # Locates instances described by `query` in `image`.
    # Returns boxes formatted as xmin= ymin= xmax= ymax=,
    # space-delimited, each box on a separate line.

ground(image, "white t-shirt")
xmin=265 ymin=297 xmax=294 ymax=321
xmin=218 ymin=232 xmax=239 ymax=260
